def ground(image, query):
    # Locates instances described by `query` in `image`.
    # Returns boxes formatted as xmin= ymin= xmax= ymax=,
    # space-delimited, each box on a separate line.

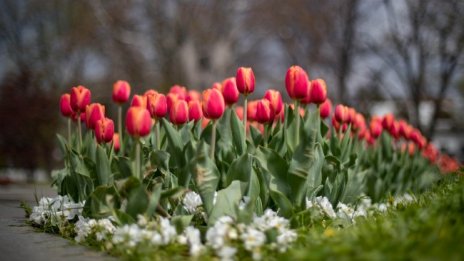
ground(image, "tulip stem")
xmin=77 ymin=116 xmax=83 ymax=149
xmin=155 ymin=121 xmax=160 ymax=150
xmin=210 ymin=120 xmax=217 ymax=160
xmin=118 ymin=106 xmax=123 ymax=154
xmin=295 ymin=100 xmax=300 ymax=144
xmin=135 ymin=139 xmax=141 ymax=179
xmin=67 ymin=118 xmax=71 ymax=145
xmin=243 ymin=96 xmax=248 ymax=140
xmin=264 ymin=123 xmax=269 ymax=147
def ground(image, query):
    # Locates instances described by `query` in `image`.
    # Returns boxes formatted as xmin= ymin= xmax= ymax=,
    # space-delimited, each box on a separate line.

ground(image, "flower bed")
xmin=28 ymin=66 xmax=461 ymax=260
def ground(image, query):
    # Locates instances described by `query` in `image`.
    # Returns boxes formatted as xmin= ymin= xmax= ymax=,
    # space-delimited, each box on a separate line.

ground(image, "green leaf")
xmin=82 ymin=185 xmax=116 ymax=218
xmin=269 ymin=190 xmax=293 ymax=218
xmin=112 ymin=156 xmax=133 ymax=179
xmin=150 ymin=150 xmax=170 ymax=173
xmin=225 ymin=153 xmax=252 ymax=187
xmin=208 ymin=181 xmax=243 ymax=226
xmin=96 ymin=144 xmax=111 ymax=186
xmin=126 ymin=185 xmax=149 ymax=219
xmin=161 ymin=118 xmax=184 ymax=166
xmin=255 ymin=146 xmax=290 ymax=196
xmin=56 ymin=134 xmax=68 ymax=156
xmin=146 ymin=183 xmax=162 ymax=217
xmin=230 ymin=109 xmax=246 ymax=155
xmin=171 ymin=215 xmax=193 ymax=233
xmin=190 ymin=141 xmax=220 ymax=215
xmin=249 ymin=125 xmax=263 ymax=147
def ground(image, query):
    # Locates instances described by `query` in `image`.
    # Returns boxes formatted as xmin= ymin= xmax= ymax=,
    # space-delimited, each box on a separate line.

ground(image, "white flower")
xmin=159 ymin=217 xmax=177 ymax=245
xmin=376 ymin=203 xmax=388 ymax=212
xmin=217 ymin=246 xmax=237 ymax=261
xmin=183 ymin=226 xmax=205 ymax=256
xmin=241 ymin=227 xmax=266 ymax=251
xmin=276 ymin=229 xmax=297 ymax=252
xmin=183 ymin=191 xmax=203 ymax=213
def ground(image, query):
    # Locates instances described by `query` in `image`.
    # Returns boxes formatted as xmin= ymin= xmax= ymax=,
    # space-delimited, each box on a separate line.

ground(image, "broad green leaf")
xmin=249 ymin=125 xmax=263 ymax=147
xmin=150 ymin=149 xmax=170 ymax=173
xmin=126 ymin=185 xmax=149 ymax=219
xmin=255 ymin=146 xmax=290 ymax=196
xmin=225 ymin=153 xmax=252 ymax=187
xmin=146 ymin=183 xmax=162 ymax=217
xmin=171 ymin=215 xmax=193 ymax=233
xmin=96 ymin=144 xmax=111 ymax=186
xmin=208 ymin=181 xmax=243 ymax=226
xmin=82 ymin=185 xmax=116 ymax=218
xmin=161 ymin=118 xmax=184 ymax=165
xmin=230 ymin=109 xmax=246 ymax=155
xmin=269 ymin=190 xmax=293 ymax=218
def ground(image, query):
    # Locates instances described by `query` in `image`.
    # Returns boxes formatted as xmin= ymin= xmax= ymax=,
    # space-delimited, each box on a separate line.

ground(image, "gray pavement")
xmin=0 ymin=184 xmax=116 ymax=261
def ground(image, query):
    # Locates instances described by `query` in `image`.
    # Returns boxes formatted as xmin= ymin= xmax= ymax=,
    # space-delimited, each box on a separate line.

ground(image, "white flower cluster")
xmin=206 ymin=209 xmax=297 ymax=261
xmin=74 ymin=216 xmax=116 ymax=243
xmin=182 ymin=191 xmax=203 ymax=213
xmin=29 ymin=195 xmax=84 ymax=225
xmin=306 ymin=194 xmax=417 ymax=223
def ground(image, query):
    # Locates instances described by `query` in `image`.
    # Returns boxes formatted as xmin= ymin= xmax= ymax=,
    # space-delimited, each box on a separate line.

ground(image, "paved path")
xmin=0 ymin=184 xmax=116 ymax=261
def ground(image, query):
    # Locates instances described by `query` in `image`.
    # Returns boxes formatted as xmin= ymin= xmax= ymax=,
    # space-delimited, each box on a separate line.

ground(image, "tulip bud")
xmin=170 ymin=100 xmax=189 ymax=125
xmin=247 ymin=100 xmax=258 ymax=122
xmin=309 ymin=79 xmax=327 ymax=104
xmin=112 ymin=80 xmax=131 ymax=104
xmin=167 ymin=93 xmax=179 ymax=113
xmin=236 ymin=67 xmax=255 ymax=95
xmin=126 ymin=107 xmax=152 ymax=138
xmin=169 ymin=85 xmax=187 ymax=100
xmin=212 ymin=82 xmax=223 ymax=91
xmin=70 ymin=85 xmax=91 ymax=112
xmin=113 ymin=133 xmax=120 ymax=152
xmin=398 ymin=120 xmax=412 ymax=140
xmin=144 ymin=89 xmax=158 ymax=97
xmin=263 ymin=89 xmax=283 ymax=115
xmin=95 ymin=118 xmax=114 ymax=144
xmin=202 ymin=88 xmax=225 ymax=120
xmin=285 ymin=65 xmax=309 ymax=100
xmin=60 ymin=94 xmax=73 ymax=117
xmin=256 ymin=99 xmax=273 ymax=124
xmin=85 ymin=103 xmax=105 ymax=130
xmin=187 ymin=90 xmax=201 ymax=102
xmin=301 ymin=81 xmax=312 ymax=105
xmin=389 ymin=121 xmax=400 ymax=139
xmin=131 ymin=95 xmax=147 ymax=108
xmin=347 ymin=108 xmax=357 ymax=124
xmin=221 ymin=77 xmax=239 ymax=106
xmin=369 ymin=117 xmax=383 ymax=138
xmin=147 ymin=93 xmax=167 ymax=118
xmin=319 ymin=99 xmax=332 ymax=119
xmin=188 ymin=100 xmax=203 ymax=122
xmin=334 ymin=105 xmax=348 ymax=123
xmin=382 ymin=113 xmax=394 ymax=130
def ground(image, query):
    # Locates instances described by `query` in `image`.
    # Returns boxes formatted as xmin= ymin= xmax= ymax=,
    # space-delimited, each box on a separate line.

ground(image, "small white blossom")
xmin=183 ymin=191 xmax=203 ymax=213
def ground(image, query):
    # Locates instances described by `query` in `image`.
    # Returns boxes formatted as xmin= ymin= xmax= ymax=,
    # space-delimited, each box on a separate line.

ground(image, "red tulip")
xmin=167 ymin=93 xmax=179 ymax=113
xmin=126 ymin=107 xmax=152 ymax=137
xmin=147 ymin=93 xmax=167 ymax=118
xmin=212 ymin=82 xmax=223 ymax=91
xmin=188 ymin=100 xmax=203 ymax=122
xmin=70 ymin=85 xmax=91 ymax=112
xmin=202 ymin=88 xmax=225 ymax=120
xmin=285 ymin=65 xmax=309 ymax=100
xmin=347 ymin=108 xmax=356 ymax=124
xmin=85 ymin=103 xmax=105 ymax=130
xmin=187 ymin=90 xmax=201 ymax=102
xmin=131 ymin=95 xmax=147 ymax=108
xmin=247 ymin=100 xmax=258 ymax=122
xmin=319 ymin=99 xmax=332 ymax=119
xmin=112 ymin=80 xmax=131 ymax=104
xmin=382 ymin=113 xmax=394 ymax=130
xmin=263 ymin=89 xmax=283 ymax=115
xmin=256 ymin=99 xmax=273 ymax=124
xmin=112 ymin=133 xmax=120 ymax=152
xmin=144 ymin=89 xmax=158 ymax=97
xmin=369 ymin=117 xmax=383 ymax=138
xmin=60 ymin=94 xmax=73 ymax=117
xmin=334 ymin=105 xmax=348 ymax=123
xmin=309 ymin=79 xmax=327 ymax=104
xmin=95 ymin=117 xmax=114 ymax=144
xmin=301 ymin=81 xmax=312 ymax=105
xmin=170 ymin=100 xmax=189 ymax=125
xmin=236 ymin=67 xmax=255 ymax=95
xmin=235 ymin=106 xmax=244 ymax=121
xmin=353 ymin=113 xmax=366 ymax=131
xmin=389 ymin=121 xmax=400 ymax=139
xmin=169 ymin=85 xmax=187 ymax=100
xmin=221 ymin=77 xmax=239 ymax=105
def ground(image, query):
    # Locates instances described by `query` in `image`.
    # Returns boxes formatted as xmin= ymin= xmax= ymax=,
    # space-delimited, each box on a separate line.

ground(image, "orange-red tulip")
xmin=167 ymin=92 xmax=179 ymax=113
xmin=188 ymin=100 xmax=203 ymax=122
xmin=147 ymin=93 xmax=167 ymax=118
xmin=60 ymin=94 xmax=73 ymax=117
xmin=131 ymin=95 xmax=147 ymax=108
xmin=126 ymin=107 xmax=152 ymax=137
xmin=247 ymin=100 xmax=258 ymax=122
xmin=309 ymin=79 xmax=327 ymax=104
xmin=319 ymin=99 xmax=332 ymax=119
xmin=235 ymin=106 xmax=244 ymax=121
xmin=285 ymin=65 xmax=309 ymax=100
xmin=369 ymin=117 xmax=383 ymax=138
xmin=112 ymin=133 xmax=120 ymax=152
xmin=169 ymin=85 xmax=187 ymax=100
xmin=382 ymin=113 xmax=394 ymax=130
xmin=212 ymin=82 xmax=222 ymax=91
xmin=263 ymin=89 xmax=283 ymax=115
xmin=85 ymin=103 xmax=105 ymax=130
xmin=187 ymin=90 xmax=201 ymax=102
xmin=221 ymin=77 xmax=239 ymax=105
xmin=112 ymin=80 xmax=131 ymax=104
xmin=144 ymin=89 xmax=158 ymax=97
xmin=202 ymin=88 xmax=225 ymax=120
xmin=256 ymin=99 xmax=273 ymax=124
xmin=95 ymin=117 xmax=114 ymax=144
xmin=334 ymin=105 xmax=348 ymax=123
xmin=170 ymin=100 xmax=189 ymax=125
xmin=236 ymin=67 xmax=255 ymax=95
xmin=70 ymin=85 xmax=91 ymax=112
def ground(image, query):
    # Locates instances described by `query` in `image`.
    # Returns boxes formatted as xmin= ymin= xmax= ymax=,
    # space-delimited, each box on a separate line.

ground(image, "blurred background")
xmin=0 ymin=0 xmax=463 ymax=182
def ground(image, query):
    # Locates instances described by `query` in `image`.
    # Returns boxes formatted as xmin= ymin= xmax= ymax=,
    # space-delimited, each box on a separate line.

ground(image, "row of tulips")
xmin=55 ymin=66 xmax=460 ymax=228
